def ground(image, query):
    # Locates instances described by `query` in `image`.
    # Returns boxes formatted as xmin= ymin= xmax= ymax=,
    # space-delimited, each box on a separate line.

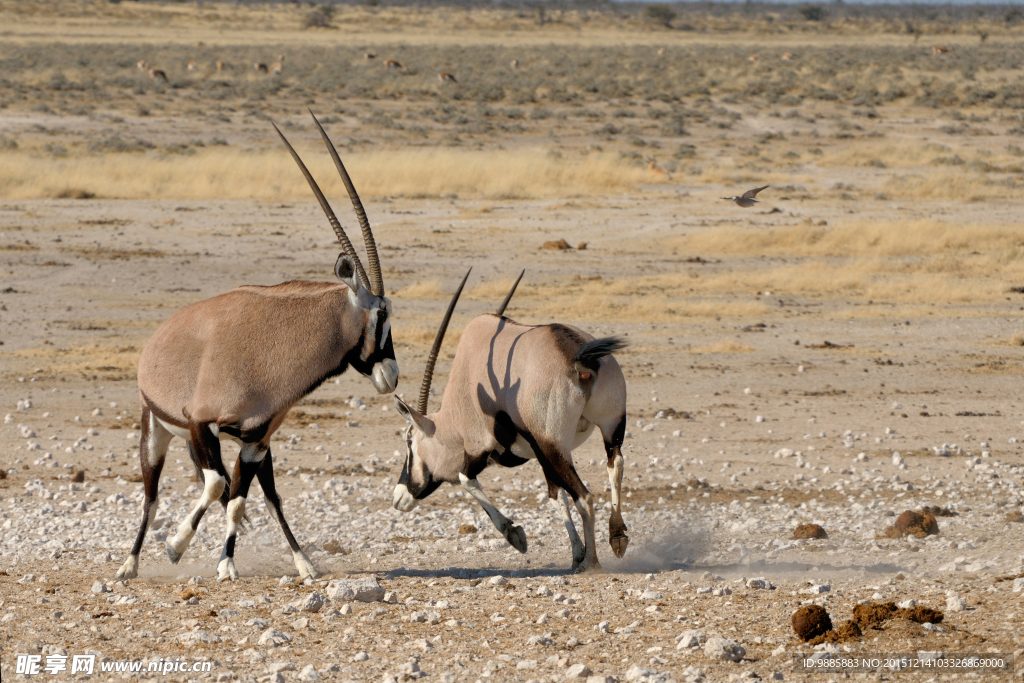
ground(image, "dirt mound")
xmin=792 ymin=605 xmax=832 ymax=641
xmin=541 ymin=239 xmax=572 ymax=250
xmin=883 ymin=510 xmax=939 ymax=539
xmin=792 ymin=523 xmax=828 ymax=540
xmin=458 ymin=524 xmax=478 ymax=535
xmin=808 ymin=619 xmax=862 ymax=646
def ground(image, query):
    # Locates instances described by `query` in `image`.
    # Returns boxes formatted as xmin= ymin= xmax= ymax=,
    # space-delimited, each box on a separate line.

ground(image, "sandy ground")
xmin=2 ymin=191 xmax=1024 ymax=683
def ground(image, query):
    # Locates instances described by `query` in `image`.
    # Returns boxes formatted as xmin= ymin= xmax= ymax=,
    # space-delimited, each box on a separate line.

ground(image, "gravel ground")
xmin=3 ymin=198 xmax=1024 ymax=683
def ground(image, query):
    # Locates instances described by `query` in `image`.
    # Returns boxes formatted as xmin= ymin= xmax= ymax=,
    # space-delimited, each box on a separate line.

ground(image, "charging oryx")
xmin=115 ymin=112 xmax=398 ymax=582
xmin=391 ymin=271 xmax=629 ymax=572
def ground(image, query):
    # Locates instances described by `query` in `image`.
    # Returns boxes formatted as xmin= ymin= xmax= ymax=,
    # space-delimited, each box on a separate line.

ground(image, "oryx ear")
xmin=394 ymin=397 xmax=435 ymax=437
xmin=335 ymin=254 xmax=362 ymax=292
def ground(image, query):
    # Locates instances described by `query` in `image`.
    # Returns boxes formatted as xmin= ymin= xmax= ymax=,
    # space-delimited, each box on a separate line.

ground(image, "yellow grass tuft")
xmin=688 ymin=341 xmax=755 ymax=354
xmin=0 ymin=148 xmax=668 ymax=201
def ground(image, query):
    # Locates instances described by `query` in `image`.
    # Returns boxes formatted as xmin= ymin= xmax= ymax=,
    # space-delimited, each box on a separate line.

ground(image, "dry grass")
xmin=688 ymin=341 xmax=755 ymax=354
xmin=0 ymin=149 xmax=667 ymax=201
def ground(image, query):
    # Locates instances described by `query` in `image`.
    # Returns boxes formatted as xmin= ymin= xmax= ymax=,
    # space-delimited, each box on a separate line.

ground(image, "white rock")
xmin=565 ymin=663 xmax=592 ymax=679
xmin=1013 ymin=578 xmax=1024 ymax=593
xmin=258 ymin=628 xmax=291 ymax=646
xmin=90 ymin=580 xmax=109 ymax=594
xmin=774 ymin=448 xmax=794 ymax=459
xmin=676 ymin=630 xmax=706 ymax=649
xmin=586 ymin=677 xmax=615 ymax=683
xmin=297 ymin=592 xmax=324 ymax=613
xmin=945 ymin=594 xmax=967 ymax=612
xmin=625 ymin=665 xmax=658 ymax=681
xmin=325 ymin=577 xmax=384 ymax=602
xmin=489 ymin=575 xmax=508 ymax=586
xmin=746 ymin=578 xmax=774 ymax=590
xmin=639 ymin=589 xmax=662 ymax=600
xmin=897 ymin=599 xmax=916 ymax=609
xmin=703 ymin=637 xmax=745 ymax=662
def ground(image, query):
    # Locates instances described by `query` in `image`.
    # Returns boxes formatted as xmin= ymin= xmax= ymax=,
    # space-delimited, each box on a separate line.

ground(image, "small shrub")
xmin=797 ymin=5 xmax=828 ymax=22
xmin=304 ymin=6 xmax=335 ymax=29
xmin=644 ymin=5 xmax=677 ymax=28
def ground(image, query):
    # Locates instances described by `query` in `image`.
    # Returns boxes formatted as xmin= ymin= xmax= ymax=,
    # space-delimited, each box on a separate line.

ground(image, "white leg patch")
xmin=114 ymin=555 xmax=139 ymax=580
xmin=549 ymin=491 xmax=585 ymax=565
xmin=167 ymin=469 xmax=225 ymax=564
xmin=293 ymin=551 xmax=317 ymax=580
xmin=460 ymin=473 xmax=527 ymax=553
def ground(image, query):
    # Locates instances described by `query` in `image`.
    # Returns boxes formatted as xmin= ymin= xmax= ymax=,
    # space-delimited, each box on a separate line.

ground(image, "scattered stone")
xmin=792 ymin=605 xmax=832 ymax=641
xmin=945 ymin=594 xmax=967 ymax=612
xmin=1013 ymin=578 xmax=1024 ymax=593
xmin=676 ymin=630 xmax=707 ymax=649
xmin=258 ymin=628 xmax=291 ymax=647
xmin=792 ymin=523 xmax=828 ymax=540
xmin=565 ymin=663 xmax=592 ymax=679
xmin=884 ymin=510 xmax=939 ymax=539
xmin=703 ymin=636 xmax=745 ymax=662
xmin=296 ymin=592 xmax=324 ymax=613
xmin=90 ymin=581 xmax=109 ymax=595
xmin=325 ymin=577 xmax=384 ymax=603
xmin=746 ymin=577 xmax=774 ymax=590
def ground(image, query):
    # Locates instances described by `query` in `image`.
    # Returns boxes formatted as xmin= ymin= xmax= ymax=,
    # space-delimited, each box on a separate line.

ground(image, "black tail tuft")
xmin=573 ymin=336 xmax=627 ymax=372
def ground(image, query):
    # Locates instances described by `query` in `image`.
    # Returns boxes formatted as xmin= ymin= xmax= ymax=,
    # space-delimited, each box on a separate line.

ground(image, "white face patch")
xmin=392 ymin=484 xmax=417 ymax=511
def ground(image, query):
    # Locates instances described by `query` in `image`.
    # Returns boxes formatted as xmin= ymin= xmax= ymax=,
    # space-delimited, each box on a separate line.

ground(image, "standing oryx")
xmin=392 ymin=272 xmax=630 ymax=571
xmin=115 ymin=112 xmax=397 ymax=582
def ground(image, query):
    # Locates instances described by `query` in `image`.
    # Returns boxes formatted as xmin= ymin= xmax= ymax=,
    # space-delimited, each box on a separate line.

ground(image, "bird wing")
xmin=721 ymin=196 xmax=738 ymax=201
xmin=741 ymin=185 xmax=769 ymax=200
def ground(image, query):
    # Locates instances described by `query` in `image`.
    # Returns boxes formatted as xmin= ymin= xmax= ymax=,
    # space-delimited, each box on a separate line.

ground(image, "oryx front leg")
xmin=549 ymin=489 xmax=585 ymax=569
xmin=166 ymin=468 xmax=225 ymax=564
xmin=217 ymin=445 xmax=264 ymax=582
xmin=459 ymin=473 xmax=527 ymax=553
xmin=606 ymin=446 xmax=629 ymax=558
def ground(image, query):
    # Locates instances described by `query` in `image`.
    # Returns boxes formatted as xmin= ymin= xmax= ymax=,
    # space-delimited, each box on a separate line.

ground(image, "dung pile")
xmin=792 ymin=523 xmax=828 ymax=540
xmin=793 ymin=602 xmax=944 ymax=645
xmin=883 ymin=510 xmax=939 ymax=539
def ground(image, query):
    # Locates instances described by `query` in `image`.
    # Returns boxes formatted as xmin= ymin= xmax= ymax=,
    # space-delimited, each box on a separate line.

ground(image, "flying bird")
xmin=722 ymin=185 xmax=769 ymax=208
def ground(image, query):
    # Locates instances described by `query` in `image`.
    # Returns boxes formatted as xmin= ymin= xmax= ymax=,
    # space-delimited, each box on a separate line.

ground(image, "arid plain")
xmin=2 ymin=2 xmax=1024 ymax=682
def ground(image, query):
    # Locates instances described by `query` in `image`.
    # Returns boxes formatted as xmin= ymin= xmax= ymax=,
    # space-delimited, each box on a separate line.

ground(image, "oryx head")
xmin=392 ymin=268 xmax=472 ymax=512
xmin=275 ymin=111 xmax=398 ymax=394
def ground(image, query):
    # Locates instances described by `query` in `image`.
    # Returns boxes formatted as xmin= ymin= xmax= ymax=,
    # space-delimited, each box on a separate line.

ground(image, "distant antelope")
xmin=114 ymin=112 xmax=398 ymax=583
xmin=748 ymin=53 xmax=758 ymax=63
xmin=933 ymin=46 xmax=951 ymax=55
xmin=216 ymin=60 xmax=225 ymax=72
xmin=647 ymin=159 xmax=669 ymax=178
xmin=510 ymin=58 xmax=519 ymax=69
xmin=385 ymin=59 xmax=403 ymax=69
xmin=136 ymin=59 xmax=149 ymax=71
xmin=657 ymin=47 xmax=666 ymax=56
xmin=392 ymin=272 xmax=630 ymax=572
xmin=438 ymin=72 xmax=457 ymax=83
xmin=149 ymin=68 xmax=168 ymax=83
xmin=254 ymin=61 xmax=268 ymax=73
xmin=781 ymin=52 xmax=792 ymax=61
xmin=186 ymin=60 xmax=197 ymax=72
xmin=271 ymin=55 xmax=284 ymax=75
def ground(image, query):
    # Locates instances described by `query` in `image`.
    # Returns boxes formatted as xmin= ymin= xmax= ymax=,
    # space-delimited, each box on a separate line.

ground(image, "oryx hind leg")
xmin=166 ymin=421 xmax=227 ymax=564
xmin=548 ymin=489 xmax=585 ymax=569
xmin=537 ymin=444 xmax=600 ymax=572
xmin=459 ymin=473 xmax=527 ymax=553
xmin=256 ymin=449 xmax=317 ymax=580
xmin=603 ymin=417 xmax=629 ymax=558
xmin=217 ymin=443 xmax=264 ymax=582
xmin=115 ymin=405 xmax=172 ymax=579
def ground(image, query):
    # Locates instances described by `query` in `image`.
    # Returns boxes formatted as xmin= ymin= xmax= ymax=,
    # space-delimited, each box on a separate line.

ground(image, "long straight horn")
xmin=308 ymin=109 xmax=384 ymax=298
xmin=418 ymin=268 xmax=472 ymax=415
xmin=495 ymin=269 xmax=524 ymax=317
xmin=271 ymin=121 xmax=370 ymax=289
